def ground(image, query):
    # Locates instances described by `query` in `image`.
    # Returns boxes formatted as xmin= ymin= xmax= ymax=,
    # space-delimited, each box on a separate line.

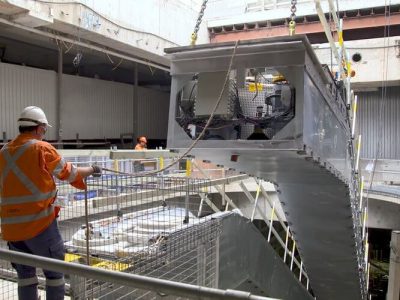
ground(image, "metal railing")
xmin=0 ymin=248 xmax=274 ymax=300
xmin=239 ymin=179 xmax=311 ymax=292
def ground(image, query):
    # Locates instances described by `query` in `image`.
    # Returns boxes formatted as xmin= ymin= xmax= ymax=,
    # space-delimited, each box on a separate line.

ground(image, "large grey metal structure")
xmin=166 ymin=36 xmax=366 ymax=300
xmin=219 ymin=213 xmax=313 ymax=300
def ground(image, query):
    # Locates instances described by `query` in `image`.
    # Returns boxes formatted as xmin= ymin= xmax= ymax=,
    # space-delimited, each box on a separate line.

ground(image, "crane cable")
xmin=288 ymin=0 xmax=297 ymax=36
xmin=102 ymin=40 xmax=240 ymax=177
xmin=190 ymin=0 xmax=208 ymax=46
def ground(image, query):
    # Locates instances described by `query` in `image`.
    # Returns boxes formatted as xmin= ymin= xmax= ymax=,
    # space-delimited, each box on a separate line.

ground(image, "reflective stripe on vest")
xmin=0 ymin=140 xmax=57 ymax=205
xmin=0 ymin=140 xmax=56 ymax=225
xmin=1 ymin=206 xmax=55 ymax=224
xmin=52 ymin=158 xmax=66 ymax=177
xmin=1 ymin=140 xmax=37 ymax=183
xmin=1 ymin=189 xmax=57 ymax=205
xmin=67 ymin=164 xmax=78 ymax=183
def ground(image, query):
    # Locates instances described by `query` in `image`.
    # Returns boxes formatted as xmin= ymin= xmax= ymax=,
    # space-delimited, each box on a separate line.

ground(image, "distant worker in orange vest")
xmin=135 ymin=136 xmax=147 ymax=150
xmin=0 ymin=106 xmax=102 ymax=300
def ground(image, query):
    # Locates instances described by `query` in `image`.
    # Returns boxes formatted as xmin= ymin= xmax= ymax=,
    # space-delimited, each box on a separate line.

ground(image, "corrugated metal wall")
xmin=357 ymin=86 xmax=400 ymax=159
xmin=0 ymin=62 xmax=57 ymax=140
xmin=61 ymin=74 xmax=134 ymax=140
xmin=0 ymin=62 xmax=169 ymax=141
xmin=137 ymin=87 xmax=170 ymax=139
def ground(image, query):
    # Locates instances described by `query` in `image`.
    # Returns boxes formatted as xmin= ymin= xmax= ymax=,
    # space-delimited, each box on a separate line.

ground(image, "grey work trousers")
xmin=8 ymin=219 xmax=65 ymax=300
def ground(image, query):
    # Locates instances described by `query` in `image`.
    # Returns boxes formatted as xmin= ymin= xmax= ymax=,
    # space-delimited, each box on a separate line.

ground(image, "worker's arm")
xmin=41 ymin=143 xmax=100 ymax=190
xmin=77 ymin=166 xmax=101 ymax=178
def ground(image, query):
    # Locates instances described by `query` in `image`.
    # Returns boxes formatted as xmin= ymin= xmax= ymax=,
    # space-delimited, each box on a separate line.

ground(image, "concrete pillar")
xmin=387 ymin=230 xmax=400 ymax=300
xmin=56 ymin=45 xmax=63 ymax=148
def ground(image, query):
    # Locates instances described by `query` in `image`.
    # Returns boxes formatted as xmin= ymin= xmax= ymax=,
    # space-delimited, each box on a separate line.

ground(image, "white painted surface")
xmin=3 ymin=0 xmax=210 ymax=64
xmin=313 ymin=37 xmax=400 ymax=87
xmin=206 ymin=0 xmax=400 ymax=26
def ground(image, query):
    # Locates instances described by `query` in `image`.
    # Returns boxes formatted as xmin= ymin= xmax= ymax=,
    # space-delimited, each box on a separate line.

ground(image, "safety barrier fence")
xmin=0 ymin=248 xmax=274 ymax=300
xmin=0 ymin=159 xmax=246 ymax=299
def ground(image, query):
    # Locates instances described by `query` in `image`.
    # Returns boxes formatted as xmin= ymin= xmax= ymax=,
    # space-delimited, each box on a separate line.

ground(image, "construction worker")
xmin=135 ymin=136 xmax=147 ymax=150
xmin=0 ymin=106 xmax=102 ymax=300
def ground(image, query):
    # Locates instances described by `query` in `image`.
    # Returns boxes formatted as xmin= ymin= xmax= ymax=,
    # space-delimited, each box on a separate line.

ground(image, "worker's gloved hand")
xmin=92 ymin=165 xmax=102 ymax=177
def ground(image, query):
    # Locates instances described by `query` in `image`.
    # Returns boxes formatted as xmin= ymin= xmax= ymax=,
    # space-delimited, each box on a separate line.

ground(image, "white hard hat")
xmin=18 ymin=106 xmax=52 ymax=127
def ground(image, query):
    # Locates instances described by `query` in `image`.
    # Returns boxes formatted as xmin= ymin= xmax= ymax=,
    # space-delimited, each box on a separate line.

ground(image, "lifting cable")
xmin=288 ymin=0 xmax=297 ymax=36
xmin=191 ymin=0 xmax=208 ymax=46
xmin=102 ymin=40 xmax=240 ymax=177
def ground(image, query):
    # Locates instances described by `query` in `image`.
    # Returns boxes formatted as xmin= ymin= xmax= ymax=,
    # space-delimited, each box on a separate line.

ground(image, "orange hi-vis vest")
xmin=0 ymin=133 xmax=86 ymax=241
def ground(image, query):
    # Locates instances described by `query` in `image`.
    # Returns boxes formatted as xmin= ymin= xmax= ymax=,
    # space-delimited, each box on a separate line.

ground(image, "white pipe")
xmin=299 ymin=261 xmax=303 ymax=281
xmin=359 ymin=176 xmax=364 ymax=211
xmin=260 ymin=184 xmax=287 ymax=230
xmin=240 ymin=182 xmax=306 ymax=272
xmin=0 ymin=18 xmax=170 ymax=72
xmin=355 ymin=135 xmax=362 ymax=172
xmin=365 ymin=240 xmax=369 ymax=266
xmin=366 ymin=262 xmax=370 ymax=291
xmin=192 ymin=161 xmax=241 ymax=212
xmin=362 ymin=208 xmax=367 ymax=240
xmin=250 ymin=179 xmax=262 ymax=222
xmin=284 ymin=226 xmax=290 ymax=263
xmin=352 ymin=95 xmax=358 ymax=137
xmin=267 ymin=201 xmax=275 ymax=242
xmin=290 ymin=240 xmax=296 ymax=271
xmin=327 ymin=0 xmax=340 ymax=28
xmin=198 ymin=195 xmax=205 ymax=217
xmin=315 ymin=0 xmax=340 ymax=63
xmin=346 ymin=78 xmax=352 ymax=107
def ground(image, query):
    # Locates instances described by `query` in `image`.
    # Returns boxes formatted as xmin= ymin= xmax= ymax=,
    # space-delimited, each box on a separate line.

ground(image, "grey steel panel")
xmin=166 ymin=36 xmax=363 ymax=300
xmin=357 ymin=86 xmax=400 ymax=159
xmin=303 ymin=73 xmax=350 ymax=181
xmin=0 ymin=62 xmax=57 ymax=140
xmin=189 ymin=148 xmax=361 ymax=300
xmin=219 ymin=213 xmax=313 ymax=300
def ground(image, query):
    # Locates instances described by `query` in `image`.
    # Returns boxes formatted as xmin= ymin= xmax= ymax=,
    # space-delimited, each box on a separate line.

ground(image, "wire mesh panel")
xmin=74 ymin=219 xmax=221 ymax=300
xmin=0 ymin=151 xmax=225 ymax=299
